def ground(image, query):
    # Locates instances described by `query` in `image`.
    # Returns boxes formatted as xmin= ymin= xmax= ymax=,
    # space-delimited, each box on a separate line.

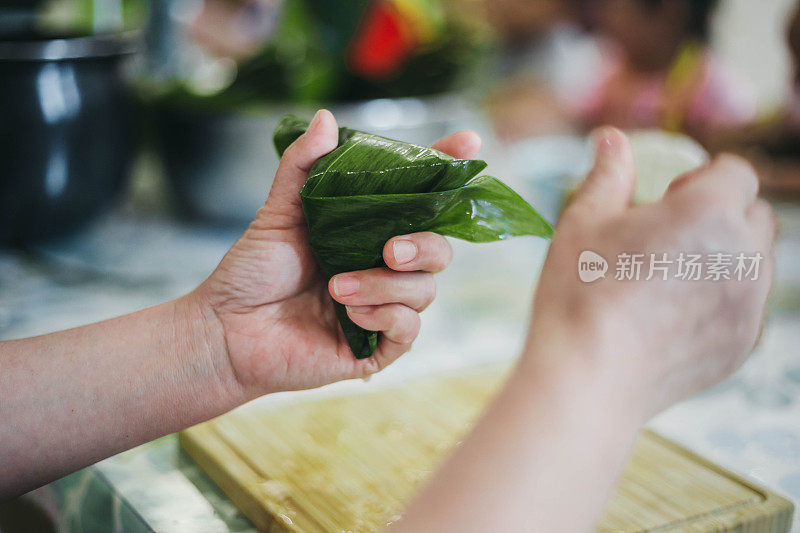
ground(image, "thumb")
xmin=267 ymin=109 xmax=339 ymax=215
xmin=570 ymin=126 xmax=636 ymax=218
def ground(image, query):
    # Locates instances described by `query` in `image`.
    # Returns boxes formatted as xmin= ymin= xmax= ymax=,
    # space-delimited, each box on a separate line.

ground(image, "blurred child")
xmin=581 ymin=0 xmax=757 ymax=139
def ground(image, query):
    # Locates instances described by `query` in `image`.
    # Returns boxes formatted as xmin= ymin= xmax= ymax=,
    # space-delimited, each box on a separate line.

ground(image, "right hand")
xmin=523 ymin=127 xmax=775 ymax=420
xmin=190 ymin=111 xmax=479 ymax=399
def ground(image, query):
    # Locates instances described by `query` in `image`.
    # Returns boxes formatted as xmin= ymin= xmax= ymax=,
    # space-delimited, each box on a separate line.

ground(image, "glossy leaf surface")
xmin=274 ymin=114 xmax=553 ymax=358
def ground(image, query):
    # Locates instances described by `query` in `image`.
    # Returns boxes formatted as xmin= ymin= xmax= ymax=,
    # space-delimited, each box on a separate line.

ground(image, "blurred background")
xmin=2 ymin=0 xmax=800 ymax=238
xmin=3 ymin=0 xmax=800 ymax=530
xmin=2 ymin=0 xmax=800 ymax=234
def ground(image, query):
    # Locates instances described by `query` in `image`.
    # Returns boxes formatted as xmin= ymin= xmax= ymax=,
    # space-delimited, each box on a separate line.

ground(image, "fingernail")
xmin=346 ymin=305 xmax=372 ymax=314
xmin=590 ymin=127 xmax=618 ymax=156
xmin=308 ymin=110 xmax=322 ymax=132
xmin=333 ymin=275 xmax=359 ymax=296
xmin=393 ymin=240 xmax=417 ymax=264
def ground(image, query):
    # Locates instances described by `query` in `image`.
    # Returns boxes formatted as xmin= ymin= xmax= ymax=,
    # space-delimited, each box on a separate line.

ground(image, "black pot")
xmin=0 ymin=32 xmax=136 ymax=246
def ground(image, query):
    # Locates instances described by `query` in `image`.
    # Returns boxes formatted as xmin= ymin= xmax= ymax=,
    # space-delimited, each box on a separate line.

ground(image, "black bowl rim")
xmin=0 ymin=31 xmax=138 ymax=61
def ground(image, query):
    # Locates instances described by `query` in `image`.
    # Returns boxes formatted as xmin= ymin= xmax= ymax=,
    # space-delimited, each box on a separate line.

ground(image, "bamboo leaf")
xmin=273 ymin=114 xmax=553 ymax=358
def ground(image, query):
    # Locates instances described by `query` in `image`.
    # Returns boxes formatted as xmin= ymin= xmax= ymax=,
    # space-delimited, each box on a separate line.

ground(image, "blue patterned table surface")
xmin=3 ymin=199 xmax=800 ymax=532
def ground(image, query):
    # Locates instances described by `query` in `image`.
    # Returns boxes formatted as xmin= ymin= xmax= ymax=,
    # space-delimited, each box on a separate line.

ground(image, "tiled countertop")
xmin=3 ymin=198 xmax=800 ymax=531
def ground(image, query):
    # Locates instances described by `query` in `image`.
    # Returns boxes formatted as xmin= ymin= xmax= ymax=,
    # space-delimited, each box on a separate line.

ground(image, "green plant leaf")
xmin=273 ymin=114 xmax=553 ymax=358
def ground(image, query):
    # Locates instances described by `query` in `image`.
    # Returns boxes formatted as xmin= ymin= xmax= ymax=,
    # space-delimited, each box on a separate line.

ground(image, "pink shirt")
xmin=579 ymin=44 xmax=757 ymax=134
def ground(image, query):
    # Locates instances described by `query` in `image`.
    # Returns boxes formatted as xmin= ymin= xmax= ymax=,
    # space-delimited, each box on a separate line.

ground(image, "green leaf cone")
xmin=273 ymin=114 xmax=553 ymax=358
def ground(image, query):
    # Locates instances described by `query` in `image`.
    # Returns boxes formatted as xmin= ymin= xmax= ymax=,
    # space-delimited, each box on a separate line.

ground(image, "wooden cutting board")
xmin=180 ymin=370 xmax=794 ymax=532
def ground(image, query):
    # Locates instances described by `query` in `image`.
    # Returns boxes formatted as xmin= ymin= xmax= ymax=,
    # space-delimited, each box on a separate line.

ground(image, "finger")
xmin=669 ymin=154 xmax=759 ymax=210
xmin=707 ymin=154 xmax=760 ymax=209
xmin=665 ymin=166 xmax=705 ymax=195
xmin=747 ymin=199 xmax=777 ymax=246
xmin=330 ymin=268 xmax=436 ymax=311
xmin=266 ymin=109 xmax=339 ymax=219
xmin=383 ymin=232 xmax=453 ymax=273
xmin=346 ymin=304 xmax=421 ymax=345
xmin=369 ymin=336 xmax=413 ymax=374
xmin=568 ymin=126 xmax=636 ymax=218
xmin=430 ymin=130 xmax=482 ymax=159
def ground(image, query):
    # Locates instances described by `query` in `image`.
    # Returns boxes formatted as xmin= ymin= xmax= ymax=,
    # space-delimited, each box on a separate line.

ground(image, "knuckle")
xmin=713 ymin=153 xmax=751 ymax=174
xmin=378 ymin=266 xmax=395 ymax=280
xmin=674 ymin=190 xmax=734 ymax=225
xmin=383 ymin=303 xmax=404 ymax=324
xmin=689 ymin=188 xmax=723 ymax=212
xmin=360 ymin=355 xmax=382 ymax=377
xmin=752 ymin=199 xmax=776 ymax=229
xmin=715 ymin=153 xmax=759 ymax=187
xmin=392 ymin=307 xmax=420 ymax=343
xmin=714 ymin=200 xmax=747 ymax=227
xmin=435 ymin=237 xmax=454 ymax=270
xmin=419 ymin=274 xmax=437 ymax=309
xmin=407 ymin=313 xmax=422 ymax=341
xmin=665 ymin=198 xmax=700 ymax=227
xmin=366 ymin=267 xmax=393 ymax=290
xmin=419 ymin=232 xmax=451 ymax=270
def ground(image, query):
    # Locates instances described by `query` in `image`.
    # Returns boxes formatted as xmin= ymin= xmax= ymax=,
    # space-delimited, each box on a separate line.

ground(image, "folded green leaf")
xmin=273 ymin=114 xmax=553 ymax=358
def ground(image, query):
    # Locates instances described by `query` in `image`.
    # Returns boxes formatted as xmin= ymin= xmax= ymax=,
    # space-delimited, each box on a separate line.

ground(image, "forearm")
xmin=393 ymin=127 xmax=772 ymax=532
xmin=0 ymin=293 xmax=241 ymax=499
xmin=392 ymin=339 xmax=644 ymax=533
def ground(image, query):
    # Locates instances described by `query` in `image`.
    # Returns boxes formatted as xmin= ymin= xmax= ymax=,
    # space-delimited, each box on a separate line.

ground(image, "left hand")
xmin=190 ymin=110 xmax=482 ymax=398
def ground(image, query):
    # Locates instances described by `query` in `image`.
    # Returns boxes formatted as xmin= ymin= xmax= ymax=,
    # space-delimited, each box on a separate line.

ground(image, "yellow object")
xmin=662 ymin=41 xmax=705 ymax=132
xmin=180 ymin=369 xmax=793 ymax=532
xmin=390 ymin=0 xmax=444 ymax=44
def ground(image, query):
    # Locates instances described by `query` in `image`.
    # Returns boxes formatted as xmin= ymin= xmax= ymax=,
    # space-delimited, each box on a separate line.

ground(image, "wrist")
xmin=172 ymin=291 xmax=247 ymax=411
xmin=517 ymin=323 xmax=650 ymax=429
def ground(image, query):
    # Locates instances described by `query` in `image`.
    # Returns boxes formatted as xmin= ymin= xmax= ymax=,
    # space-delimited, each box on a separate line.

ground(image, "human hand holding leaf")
xmin=195 ymin=110 xmax=491 ymax=396
xmin=274 ymin=113 xmax=553 ymax=357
